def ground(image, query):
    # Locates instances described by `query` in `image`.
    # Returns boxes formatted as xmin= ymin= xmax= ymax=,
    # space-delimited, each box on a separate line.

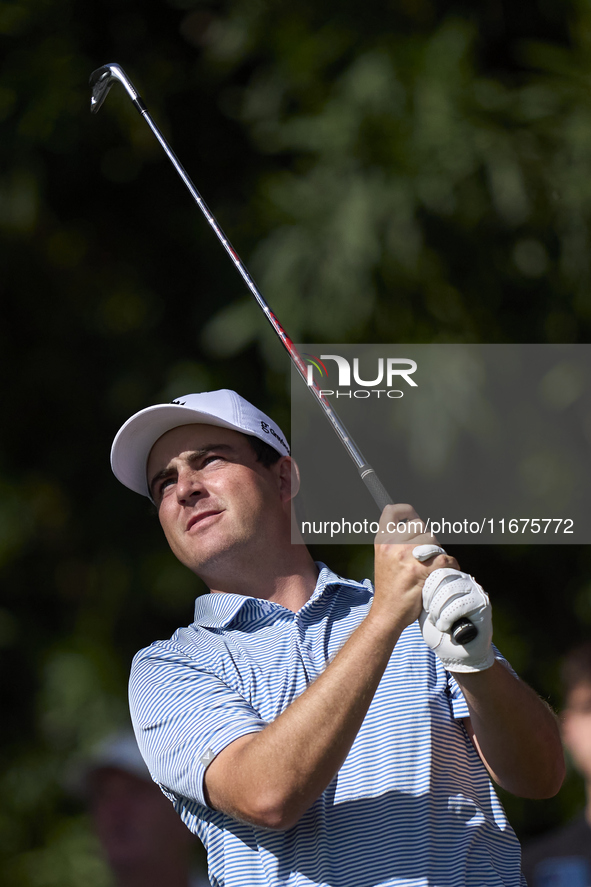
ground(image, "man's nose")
xmin=175 ymin=467 xmax=203 ymax=502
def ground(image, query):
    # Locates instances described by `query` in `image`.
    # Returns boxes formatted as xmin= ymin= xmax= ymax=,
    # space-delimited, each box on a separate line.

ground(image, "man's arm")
xmin=458 ymin=662 xmax=565 ymax=799
xmin=417 ymin=554 xmax=565 ymax=799
xmin=204 ymin=506 xmax=441 ymax=830
xmin=204 ymin=506 xmax=564 ymax=827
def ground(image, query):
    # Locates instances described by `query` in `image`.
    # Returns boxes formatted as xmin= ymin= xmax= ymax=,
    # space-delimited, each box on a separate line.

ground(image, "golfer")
xmin=112 ymin=389 xmax=564 ymax=887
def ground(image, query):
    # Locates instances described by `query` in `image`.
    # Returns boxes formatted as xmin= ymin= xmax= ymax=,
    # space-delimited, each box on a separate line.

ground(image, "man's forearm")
xmin=456 ymin=660 xmax=565 ymax=798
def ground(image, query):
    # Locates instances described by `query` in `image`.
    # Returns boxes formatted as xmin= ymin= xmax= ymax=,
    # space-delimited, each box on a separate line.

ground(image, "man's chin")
xmin=177 ymin=531 xmax=251 ymax=577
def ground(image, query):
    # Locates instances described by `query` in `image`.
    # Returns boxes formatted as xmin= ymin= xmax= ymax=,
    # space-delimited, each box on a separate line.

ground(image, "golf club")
xmin=89 ymin=62 xmax=477 ymax=645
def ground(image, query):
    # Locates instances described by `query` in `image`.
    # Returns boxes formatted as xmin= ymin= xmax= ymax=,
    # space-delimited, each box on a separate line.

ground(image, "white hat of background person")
xmin=111 ymin=389 xmax=290 ymax=498
xmin=66 ymin=729 xmax=152 ymax=797
xmin=87 ymin=729 xmax=151 ymax=781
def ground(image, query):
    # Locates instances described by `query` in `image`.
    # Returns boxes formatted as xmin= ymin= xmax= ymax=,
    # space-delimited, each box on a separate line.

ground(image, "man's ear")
xmin=277 ymin=456 xmax=300 ymax=502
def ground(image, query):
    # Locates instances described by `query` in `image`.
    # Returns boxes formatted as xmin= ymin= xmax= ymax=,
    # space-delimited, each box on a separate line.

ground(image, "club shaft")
xmin=90 ymin=63 xmax=477 ymax=641
xmin=105 ymin=66 xmax=392 ymax=510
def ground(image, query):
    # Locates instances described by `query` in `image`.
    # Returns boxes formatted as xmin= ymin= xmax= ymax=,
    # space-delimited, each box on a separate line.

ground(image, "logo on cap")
xmin=261 ymin=421 xmax=289 ymax=452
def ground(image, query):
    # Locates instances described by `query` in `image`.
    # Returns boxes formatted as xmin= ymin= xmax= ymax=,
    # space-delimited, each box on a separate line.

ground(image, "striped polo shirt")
xmin=129 ymin=565 xmax=525 ymax=887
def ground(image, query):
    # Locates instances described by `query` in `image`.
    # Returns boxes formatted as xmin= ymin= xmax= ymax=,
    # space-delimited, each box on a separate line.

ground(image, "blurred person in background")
xmin=79 ymin=729 xmax=209 ymax=887
xmin=522 ymin=643 xmax=591 ymax=887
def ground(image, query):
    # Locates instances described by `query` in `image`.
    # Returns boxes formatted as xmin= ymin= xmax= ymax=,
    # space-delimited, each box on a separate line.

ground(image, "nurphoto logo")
xmin=304 ymin=354 xmax=418 ymax=398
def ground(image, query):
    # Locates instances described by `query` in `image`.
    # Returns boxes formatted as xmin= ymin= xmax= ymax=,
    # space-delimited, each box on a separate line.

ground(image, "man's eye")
xmin=159 ymin=477 xmax=176 ymax=494
xmin=202 ymin=455 xmax=222 ymax=467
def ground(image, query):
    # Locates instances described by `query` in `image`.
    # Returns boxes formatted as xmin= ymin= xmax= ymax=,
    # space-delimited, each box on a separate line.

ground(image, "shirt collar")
xmin=192 ymin=563 xmax=371 ymax=629
xmin=309 ymin=563 xmax=370 ymax=605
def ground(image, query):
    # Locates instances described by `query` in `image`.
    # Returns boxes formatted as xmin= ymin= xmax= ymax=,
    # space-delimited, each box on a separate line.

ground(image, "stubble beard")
xmin=169 ymin=513 xmax=263 ymax=586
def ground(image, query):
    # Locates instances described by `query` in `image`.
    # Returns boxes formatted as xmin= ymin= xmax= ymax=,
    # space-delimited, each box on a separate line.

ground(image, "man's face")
xmin=89 ymin=768 xmax=193 ymax=871
xmin=561 ymin=680 xmax=591 ymax=782
xmin=147 ymin=423 xmax=293 ymax=577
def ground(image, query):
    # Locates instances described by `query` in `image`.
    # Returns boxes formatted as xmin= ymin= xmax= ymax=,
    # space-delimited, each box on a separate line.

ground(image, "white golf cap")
xmin=111 ymin=389 xmax=290 ymax=498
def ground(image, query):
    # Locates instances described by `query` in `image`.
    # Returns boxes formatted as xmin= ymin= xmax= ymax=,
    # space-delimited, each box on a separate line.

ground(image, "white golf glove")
xmin=419 ymin=568 xmax=495 ymax=673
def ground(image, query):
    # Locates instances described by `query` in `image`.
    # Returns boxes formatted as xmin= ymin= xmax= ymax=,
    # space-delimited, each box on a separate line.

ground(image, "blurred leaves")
xmin=6 ymin=816 xmax=113 ymax=887
xmin=204 ymin=13 xmax=591 ymax=349
xmin=40 ymin=644 xmax=127 ymax=751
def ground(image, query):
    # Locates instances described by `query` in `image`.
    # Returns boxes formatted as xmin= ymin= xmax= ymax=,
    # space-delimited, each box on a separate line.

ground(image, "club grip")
xmin=359 ymin=468 xmax=393 ymax=512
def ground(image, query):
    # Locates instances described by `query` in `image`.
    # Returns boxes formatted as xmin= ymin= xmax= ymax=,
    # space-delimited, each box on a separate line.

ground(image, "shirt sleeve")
xmin=129 ymin=641 xmax=266 ymax=809
xmin=447 ymin=644 xmax=518 ymax=720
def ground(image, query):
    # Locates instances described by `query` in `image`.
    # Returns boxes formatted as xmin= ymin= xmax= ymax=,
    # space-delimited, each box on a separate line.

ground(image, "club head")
xmin=90 ymin=64 xmax=141 ymax=114
xmin=89 ymin=65 xmax=119 ymax=113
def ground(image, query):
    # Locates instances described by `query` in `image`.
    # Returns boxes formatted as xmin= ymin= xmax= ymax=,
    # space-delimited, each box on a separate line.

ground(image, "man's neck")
xmin=203 ymin=545 xmax=319 ymax=613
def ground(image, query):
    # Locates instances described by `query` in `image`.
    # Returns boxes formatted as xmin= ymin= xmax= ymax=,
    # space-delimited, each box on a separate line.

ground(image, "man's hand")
xmin=373 ymin=504 xmax=459 ymax=630
xmin=419 ymin=569 xmax=495 ymax=673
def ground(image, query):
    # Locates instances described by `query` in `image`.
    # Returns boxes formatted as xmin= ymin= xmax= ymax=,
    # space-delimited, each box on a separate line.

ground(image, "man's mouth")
xmin=186 ymin=510 xmax=223 ymax=532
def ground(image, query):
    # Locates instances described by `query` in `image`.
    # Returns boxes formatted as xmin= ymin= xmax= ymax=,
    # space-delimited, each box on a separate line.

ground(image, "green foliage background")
xmin=2 ymin=0 xmax=591 ymax=883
